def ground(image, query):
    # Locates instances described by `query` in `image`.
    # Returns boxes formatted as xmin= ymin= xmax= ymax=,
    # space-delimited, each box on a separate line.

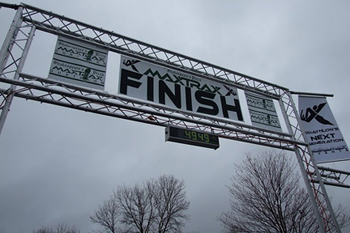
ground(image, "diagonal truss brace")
xmin=313 ymin=166 xmax=350 ymax=188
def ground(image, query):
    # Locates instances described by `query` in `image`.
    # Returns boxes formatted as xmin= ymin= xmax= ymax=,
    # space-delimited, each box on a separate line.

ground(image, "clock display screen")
xmin=166 ymin=126 xmax=219 ymax=149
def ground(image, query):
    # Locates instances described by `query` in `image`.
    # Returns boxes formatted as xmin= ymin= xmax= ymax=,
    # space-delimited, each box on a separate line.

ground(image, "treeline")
xmin=34 ymin=175 xmax=190 ymax=233
xmin=33 ymin=151 xmax=350 ymax=233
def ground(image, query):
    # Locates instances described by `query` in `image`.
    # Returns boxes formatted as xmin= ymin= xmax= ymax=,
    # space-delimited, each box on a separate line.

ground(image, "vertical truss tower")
xmin=0 ymin=3 xmax=345 ymax=232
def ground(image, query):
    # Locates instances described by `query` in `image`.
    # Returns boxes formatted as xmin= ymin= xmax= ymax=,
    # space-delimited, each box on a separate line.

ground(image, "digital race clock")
xmin=165 ymin=126 xmax=220 ymax=150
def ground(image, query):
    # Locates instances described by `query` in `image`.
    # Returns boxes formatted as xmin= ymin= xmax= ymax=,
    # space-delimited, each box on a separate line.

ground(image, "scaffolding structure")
xmin=0 ymin=3 xmax=347 ymax=232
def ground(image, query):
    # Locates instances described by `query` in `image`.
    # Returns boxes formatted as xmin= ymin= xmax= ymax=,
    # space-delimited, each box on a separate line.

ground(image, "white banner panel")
xmin=119 ymin=56 xmax=244 ymax=122
xmin=245 ymin=92 xmax=282 ymax=132
xmin=299 ymin=96 xmax=350 ymax=163
xmin=48 ymin=36 xmax=108 ymax=90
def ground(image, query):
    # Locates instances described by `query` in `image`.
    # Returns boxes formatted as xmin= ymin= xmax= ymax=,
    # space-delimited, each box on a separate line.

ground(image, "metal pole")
xmin=0 ymin=14 xmax=36 ymax=134
xmin=290 ymin=91 xmax=334 ymax=98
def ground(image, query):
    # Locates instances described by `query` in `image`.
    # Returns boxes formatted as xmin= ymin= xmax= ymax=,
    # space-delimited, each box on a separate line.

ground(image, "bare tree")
xmin=154 ymin=175 xmax=190 ymax=233
xmin=114 ymin=183 xmax=155 ymax=233
xmin=33 ymin=223 xmax=80 ymax=233
xmin=110 ymin=174 xmax=189 ymax=233
xmin=90 ymin=198 xmax=120 ymax=233
xmin=218 ymin=151 xmax=349 ymax=233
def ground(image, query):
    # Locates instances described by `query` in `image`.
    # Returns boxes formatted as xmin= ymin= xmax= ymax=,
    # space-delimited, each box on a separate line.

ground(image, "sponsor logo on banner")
xmin=245 ymin=92 xmax=282 ymax=132
xmin=48 ymin=36 xmax=108 ymax=90
xmin=299 ymin=96 xmax=350 ymax=163
xmin=119 ymin=56 xmax=244 ymax=122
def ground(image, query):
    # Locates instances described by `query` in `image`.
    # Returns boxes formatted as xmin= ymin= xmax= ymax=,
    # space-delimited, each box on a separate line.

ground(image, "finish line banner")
xmin=299 ymin=96 xmax=350 ymax=163
xmin=118 ymin=55 xmax=244 ymax=122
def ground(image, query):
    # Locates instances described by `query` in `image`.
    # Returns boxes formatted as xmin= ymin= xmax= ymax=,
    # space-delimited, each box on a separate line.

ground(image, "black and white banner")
xmin=245 ymin=92 xmax=282 ymax=132
xmin=299 ymin=96 xmax=350 ymax=163
xmin=48 ymin=36 xmax=108 ymax=90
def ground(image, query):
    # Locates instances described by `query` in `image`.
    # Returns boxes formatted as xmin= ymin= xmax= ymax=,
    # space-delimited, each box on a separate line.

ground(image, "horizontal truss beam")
xmin=0 ymin=73 xmax=304 ymax=151
xmin=313 ymin=166 xmax=350 ymax=188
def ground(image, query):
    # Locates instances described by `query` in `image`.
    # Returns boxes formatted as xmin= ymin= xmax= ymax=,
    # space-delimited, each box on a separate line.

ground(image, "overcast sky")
xmin=1 ymin=1 xmax=350 ymax=233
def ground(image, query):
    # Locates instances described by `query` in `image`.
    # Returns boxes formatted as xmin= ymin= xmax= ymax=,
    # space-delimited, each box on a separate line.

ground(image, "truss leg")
xmin=280 ymin=92 xmax=341 ymax=233
xmin=0 ymin=6 xmax=22 ymax=71
xmin=0 ymin=7 xmax=35 ymax=134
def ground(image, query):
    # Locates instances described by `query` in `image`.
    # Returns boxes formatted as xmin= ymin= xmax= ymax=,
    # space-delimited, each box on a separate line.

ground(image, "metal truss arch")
xmin=0 ymin=3 xmax=343 ymax=232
